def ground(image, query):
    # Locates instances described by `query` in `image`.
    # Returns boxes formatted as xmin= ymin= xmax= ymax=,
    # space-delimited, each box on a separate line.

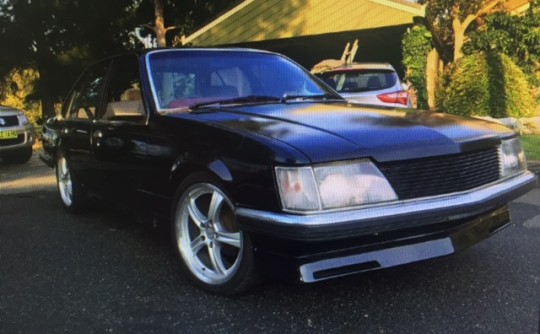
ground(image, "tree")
xmin=0 ymin=0 xmax=236 ymax=118
xmin=0 ymin=68 xmax=40 ymax=123
xmin=135 ymin=0 xmax=235 ymax=47
xmin=464 ymin=0 xmax=540 ymax=84
xmin=141 ymin=0 xmax=173 ymax=47
xmin=424 ymin=0 xmax=506 ymax=61
xmin=0 ymin=0 xmax=138 ymax=118
xmin=402 ymin=25 xmax=433 ymax=109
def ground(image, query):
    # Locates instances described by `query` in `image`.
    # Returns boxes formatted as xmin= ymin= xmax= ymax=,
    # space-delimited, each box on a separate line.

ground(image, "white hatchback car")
xmin=0 ymin=106 xmax=36 ymax=164
xmin=315 ymin=63 xmax=412 ymax=108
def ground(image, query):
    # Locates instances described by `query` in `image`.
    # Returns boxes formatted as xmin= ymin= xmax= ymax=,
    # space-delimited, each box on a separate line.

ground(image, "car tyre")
xmin=1 ymin=147 xmax=33 ymax=164
xmin=171 ymin=172 xmax=259 ymax=295
xmin=56 ymin=153 xmax=87 ymax=213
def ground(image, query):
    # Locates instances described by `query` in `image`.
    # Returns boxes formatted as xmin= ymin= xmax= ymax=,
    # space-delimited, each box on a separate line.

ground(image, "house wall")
xmin=182 ymin=0 xmax=424 ymax=78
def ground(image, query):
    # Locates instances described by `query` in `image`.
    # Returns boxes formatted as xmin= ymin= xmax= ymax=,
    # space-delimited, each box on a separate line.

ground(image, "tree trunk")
xmin=38 ymin=63 xmax=55 ymax=119
xmin=452 ymin=0 xmax=503 ymax=62
xmin=453 ymin=19 xmax=466 ymax=61
xmin=426 ymin=48 xmax=441 ymax=110
xmin=41 ymin=94 xmax=55 ymax=119
xmin=35 ymin=48 xmax=57 ymax=119
xmin=154 ymin=0 xmax=167 ymax=47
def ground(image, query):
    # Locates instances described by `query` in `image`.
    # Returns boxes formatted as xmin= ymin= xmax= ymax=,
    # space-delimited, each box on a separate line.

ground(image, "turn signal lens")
xmin=17 ymin=113 xmax=30 ymax=125
xmin=276 ymin=167 xmax=320 ymax=211
xmin=500 ymin=138 xmax=527 ymax=177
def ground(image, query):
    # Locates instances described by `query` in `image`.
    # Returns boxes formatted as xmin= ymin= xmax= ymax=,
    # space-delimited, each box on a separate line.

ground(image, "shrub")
xmin=0 ymin=68 xmax=41 ymax=124
xmin=441 ymin=52 xmax=536 ymax=118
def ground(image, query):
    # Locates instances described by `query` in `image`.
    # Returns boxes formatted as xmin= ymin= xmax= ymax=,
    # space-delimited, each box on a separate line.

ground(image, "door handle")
xmin=61 ymin=128 xmax=89 ymax=135
xmin=93 ymin=130 xmax=103 ymax=147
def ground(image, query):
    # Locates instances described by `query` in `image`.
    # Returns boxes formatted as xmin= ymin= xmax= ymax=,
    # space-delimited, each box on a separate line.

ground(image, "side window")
xmin=209 ymin=67 xmax=251 ymax=97
xmin=102 ymin=56 xmax=145 ymax=121
xmin=66 ymin=62 xmax=110 ymax=120
xmin=154 ymin=69 xmax=198 ymax=108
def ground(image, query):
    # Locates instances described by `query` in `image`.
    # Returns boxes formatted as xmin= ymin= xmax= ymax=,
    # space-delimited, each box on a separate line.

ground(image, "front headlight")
xmin=276 ymin=160 xmax=397 ymax=212
xmin=17 ymin=113 xmax=30 ymax=126
xmin=500 ymin=138 xmax=527 ymax=177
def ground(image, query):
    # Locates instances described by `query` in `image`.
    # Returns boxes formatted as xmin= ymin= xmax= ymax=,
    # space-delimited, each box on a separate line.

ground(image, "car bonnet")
xmin=169 ymin=103 xmax=514 ymax=164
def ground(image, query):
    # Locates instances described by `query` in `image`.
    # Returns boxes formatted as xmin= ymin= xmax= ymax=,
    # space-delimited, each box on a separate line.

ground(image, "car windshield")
xmin=317 ymin=69 xmax=398 ymax=93
xmin=146 ymin=50 xmax=340 ymax=112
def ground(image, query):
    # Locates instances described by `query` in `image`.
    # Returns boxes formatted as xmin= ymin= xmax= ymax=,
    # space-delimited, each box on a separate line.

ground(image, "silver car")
xmin=0 ymin=106 xmax=36 ymax=164
xmin=315 ymin=63 xmax=412 ymax=108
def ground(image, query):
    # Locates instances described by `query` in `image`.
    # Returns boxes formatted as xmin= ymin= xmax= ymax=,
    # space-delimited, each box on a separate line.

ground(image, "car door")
xmin=91 ymin=55 xmax=150 ymax=208
xmin=59 ymin=60 xmax=111 ymax=188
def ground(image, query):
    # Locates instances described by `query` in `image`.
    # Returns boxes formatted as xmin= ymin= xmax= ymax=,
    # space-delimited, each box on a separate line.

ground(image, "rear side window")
xmin=64 ymin=62 xmax=110 ymax=120
xmin=318 ymin=70 xmax=398 ymax=93
xmin=101 ymin=55 xmax=145 ymax=121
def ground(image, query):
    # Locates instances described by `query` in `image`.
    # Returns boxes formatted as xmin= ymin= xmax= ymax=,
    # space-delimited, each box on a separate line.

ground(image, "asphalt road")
xmin=1 ymin=153 xmax=539 ymax=333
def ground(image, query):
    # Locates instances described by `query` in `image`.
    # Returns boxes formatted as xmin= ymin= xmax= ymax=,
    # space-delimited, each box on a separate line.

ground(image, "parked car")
xmin=314 ymin=62 xmax=412 ymax=108
xmin=40 ymin=48 xmax=537 ymax=295
xmin=0 ymin=106 xmax=36 ymax=164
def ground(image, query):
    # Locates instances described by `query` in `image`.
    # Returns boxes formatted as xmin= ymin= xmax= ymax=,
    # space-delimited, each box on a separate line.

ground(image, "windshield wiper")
xmin=280 ymin=93 xmax=344 ymax=103
xmin=189 ymin=95 xmax=281 ymax=109
xmin=188 ymin=94 xmax=343 ymax=110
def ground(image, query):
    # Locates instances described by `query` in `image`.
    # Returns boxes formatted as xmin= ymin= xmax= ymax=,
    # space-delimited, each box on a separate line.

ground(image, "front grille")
xmin=379 ymin=147 xmax=500 ymax=200
xmin=0 ymin=134 xmax=24 ymax=146
xmin=0 ymin=116 xmax=19 ymax=127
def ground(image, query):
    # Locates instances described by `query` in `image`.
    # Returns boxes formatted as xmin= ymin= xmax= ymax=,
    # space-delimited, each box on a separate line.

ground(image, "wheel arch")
xmin=53 ymin=140 xmax=68 ymax=167
xmin=169 ymin=155 xmax=235 ymax=197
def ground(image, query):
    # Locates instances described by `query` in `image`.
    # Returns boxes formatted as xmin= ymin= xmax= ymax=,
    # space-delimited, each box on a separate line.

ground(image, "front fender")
xmin=169 ymin=153 xmax=233 ymax=192
xmin=169 ymin=151 xmax=281 ymax=212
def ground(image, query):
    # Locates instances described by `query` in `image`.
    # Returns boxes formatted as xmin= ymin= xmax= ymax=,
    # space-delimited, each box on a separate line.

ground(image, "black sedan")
xmin=40 ymin=48 xmax=537 ymax=294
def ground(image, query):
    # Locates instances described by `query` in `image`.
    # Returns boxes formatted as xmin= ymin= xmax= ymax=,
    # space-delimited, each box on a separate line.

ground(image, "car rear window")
xmin=317 ymin=69 xmax=398 ymax=93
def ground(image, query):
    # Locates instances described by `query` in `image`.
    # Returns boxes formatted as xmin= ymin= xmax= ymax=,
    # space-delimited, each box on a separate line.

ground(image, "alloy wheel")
xmin=174 ymin=183 xmax=243 ymax=285
xmin=57 ymin=156 xmax=73 ymax=207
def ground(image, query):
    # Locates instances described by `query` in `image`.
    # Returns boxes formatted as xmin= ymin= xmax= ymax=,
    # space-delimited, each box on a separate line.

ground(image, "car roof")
xmin=0 ymin=106 xmax=23 ymax=115
xmin=137 ymin=47 xmax=277 ymax=56
xmin=82 ymin=48 xmax=281 ymax=66
xmin=318 ymin=63 xmax=396 ymax=74
xmin=320 ymin=63 xmax=396 ymax=72
xmin=0 ymin=106 xmax=21 ymax=112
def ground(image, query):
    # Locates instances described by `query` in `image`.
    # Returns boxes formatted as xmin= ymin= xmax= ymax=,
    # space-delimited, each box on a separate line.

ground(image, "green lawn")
xmin=520 ymin=135 xmax=540 ymax=161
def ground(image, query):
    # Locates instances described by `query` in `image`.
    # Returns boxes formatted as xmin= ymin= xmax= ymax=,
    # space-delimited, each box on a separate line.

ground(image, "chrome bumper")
xmin=236 ymin=171 xmax=537 ymax=241
xmin=298 ymin=206 xmax=510 ymax=283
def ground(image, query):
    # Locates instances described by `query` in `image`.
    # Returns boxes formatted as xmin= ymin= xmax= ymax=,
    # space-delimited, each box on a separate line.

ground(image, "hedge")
xmin=441 ymin=52 xmax=536 ymax=118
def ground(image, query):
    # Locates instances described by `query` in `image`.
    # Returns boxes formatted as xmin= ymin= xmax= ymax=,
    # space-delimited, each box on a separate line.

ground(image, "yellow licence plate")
xmin=0 ymin=130 xmax=18 ymax=139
